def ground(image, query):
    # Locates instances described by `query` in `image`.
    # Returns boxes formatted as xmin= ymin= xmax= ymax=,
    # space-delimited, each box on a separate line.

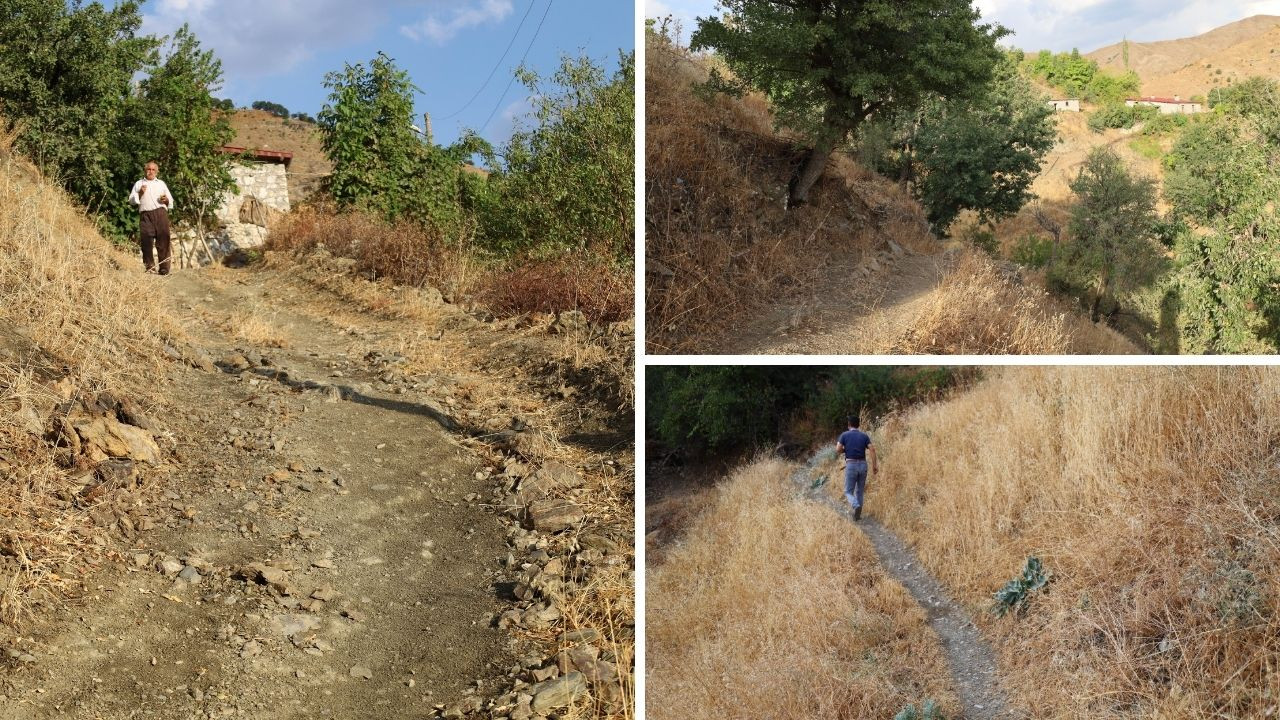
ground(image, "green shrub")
xmin=993 ymin=556 xmax=1051 ymax=616
xmin=1088 ymin=102 xmax=1158 ymax=132
xmin=895 ymin=699 xmax=945 ymax=720
xmin=1010 ymin=234 xmax=1053 ymax=268
xmin=1141 ymin=112 xmax=1189 ymax=135
xmin=1129 ymin=135 xmax=1163 ymax=159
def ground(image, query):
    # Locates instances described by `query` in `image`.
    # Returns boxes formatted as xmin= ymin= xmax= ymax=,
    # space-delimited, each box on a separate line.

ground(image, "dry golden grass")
xmin=0 ymin=129 xmax=177 ymax=626
xmin=870 ymin=367 xmax=1280 ymax=718
xmin=891 ymin=250 xmax=1139 ymax=354
xmin=644 ymin=33 xmax=937 ymax=353
xmin=647 ymin=457 xmax=959 ymax=719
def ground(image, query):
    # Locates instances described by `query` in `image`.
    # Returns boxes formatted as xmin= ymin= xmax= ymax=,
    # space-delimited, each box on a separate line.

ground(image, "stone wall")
xmin=215 ymin=162 xmax=290 ymax=226
xmin=176 ymin=161 xmax=291 ymax=267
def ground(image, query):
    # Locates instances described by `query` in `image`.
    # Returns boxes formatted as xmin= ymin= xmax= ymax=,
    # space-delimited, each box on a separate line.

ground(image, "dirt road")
xmin=0 ymin=256 xmax=634 ymax=719
xmin=715 ymin=250 xmax=951 ymax=355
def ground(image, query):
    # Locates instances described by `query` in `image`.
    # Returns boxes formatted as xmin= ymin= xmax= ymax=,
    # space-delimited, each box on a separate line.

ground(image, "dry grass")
xmin=269 ymin=206 xmax=632 ymax=325
xmin=647 ymin=457 xmax=959 ymax=719
xmin=0 ymin=130 xmax=177 ymax=627
xmin=644 ymin=33 xmax=936 ymax=353
xmin=869 ymin=367 xmax=1280 ymax=718
xmin=891 ymin=250 xmax=1139 ymax=354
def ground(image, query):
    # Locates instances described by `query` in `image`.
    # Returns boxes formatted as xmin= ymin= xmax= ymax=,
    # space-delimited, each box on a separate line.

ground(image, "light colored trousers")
xmin=844 ymin=459 xmax=868 ymax=510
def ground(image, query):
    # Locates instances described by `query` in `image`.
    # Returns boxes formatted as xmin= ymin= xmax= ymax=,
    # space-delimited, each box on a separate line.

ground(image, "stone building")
xmin=1047 ymin=98 xmax=1080 ymax=112
xmin=176 ymin=146 xmax=293 ymax=265
xmin=1125 ymin=96 xmax=1203 ymax=114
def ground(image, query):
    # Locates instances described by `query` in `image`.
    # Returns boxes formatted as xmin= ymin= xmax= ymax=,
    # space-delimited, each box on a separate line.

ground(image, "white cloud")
xmin=141 ymin=0 xmax=397 ymax=82
xmin=401 ymin=0 xmax=514 ymax=44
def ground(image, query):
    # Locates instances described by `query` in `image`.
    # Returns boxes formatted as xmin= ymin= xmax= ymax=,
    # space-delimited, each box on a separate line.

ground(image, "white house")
xmin=1047 ymin=99 xmax=1080 ymax=112
xmin=1125 ymin=96 xmax=1203 ymax=114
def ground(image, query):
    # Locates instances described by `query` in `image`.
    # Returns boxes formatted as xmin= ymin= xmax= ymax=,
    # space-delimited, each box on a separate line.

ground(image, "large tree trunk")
xmin=788 ymin=133 xmax=838 ymax=208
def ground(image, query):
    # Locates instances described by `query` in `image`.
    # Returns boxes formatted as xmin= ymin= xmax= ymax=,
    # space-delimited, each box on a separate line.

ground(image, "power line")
xmin=480 ymin=0 xmax=553 ymax=134
xmin=438 ymin=0 xmax=538 ymax=121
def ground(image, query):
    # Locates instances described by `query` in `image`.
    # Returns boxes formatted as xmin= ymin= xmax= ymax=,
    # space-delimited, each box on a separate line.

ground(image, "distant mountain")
xmin=1086 ymin=15 xmax=1280 ymax=98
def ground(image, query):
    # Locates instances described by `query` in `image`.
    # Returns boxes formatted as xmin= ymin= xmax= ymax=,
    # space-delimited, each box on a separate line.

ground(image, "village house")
xmin=1125 ymin=95 xmax=1203 ymax=114
xmin=174 ymin=146 xmax=293 ymax=266
xmin=1047 ymin=98 xmax=1080 ymax=112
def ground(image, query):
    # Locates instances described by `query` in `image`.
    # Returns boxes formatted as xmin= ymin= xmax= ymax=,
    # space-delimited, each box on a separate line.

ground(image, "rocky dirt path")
xmin=792 ymin=451 xmax=1017 ymax=720
xmin=0 ymin=260 xmax=633 ymax=720
xmin=717 ymin=248 xmax=951 ymax=355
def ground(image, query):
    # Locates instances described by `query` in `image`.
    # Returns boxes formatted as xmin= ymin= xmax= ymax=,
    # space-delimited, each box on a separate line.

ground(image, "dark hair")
xmin=846 ymin=414 xmax=860 ymax=428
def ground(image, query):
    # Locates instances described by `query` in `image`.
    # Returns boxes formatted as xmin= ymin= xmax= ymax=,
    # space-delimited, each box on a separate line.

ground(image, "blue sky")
xmin=138 ymin=0 xmax=634 ymax=148
xmin=646 ymin=0 xmax=1280 ymax=54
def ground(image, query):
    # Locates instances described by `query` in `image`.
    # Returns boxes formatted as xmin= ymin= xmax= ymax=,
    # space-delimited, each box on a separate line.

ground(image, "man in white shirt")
xmin=127 ymin=161 xmax=175 ymax=274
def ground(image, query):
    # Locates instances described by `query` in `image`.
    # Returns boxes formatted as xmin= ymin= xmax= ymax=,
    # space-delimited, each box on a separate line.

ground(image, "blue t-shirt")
xmin=838 ymin=429 xmax=872 ymax=460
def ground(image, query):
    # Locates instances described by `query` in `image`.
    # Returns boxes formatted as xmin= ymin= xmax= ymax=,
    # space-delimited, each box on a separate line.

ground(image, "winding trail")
xmin=791 ymin=451 xmax=1018 ymax=720
xmin=718 ymin=250 xmax=952 ymax=355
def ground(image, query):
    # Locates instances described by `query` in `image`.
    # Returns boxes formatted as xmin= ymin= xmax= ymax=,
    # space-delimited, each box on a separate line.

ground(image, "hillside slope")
xmin=1087 ymin=15 xmax=1280 ymax=97
xmin=645 ymin=32 xmax=1133 ymax=355
xmin=0 ymin=134 xmax=633 ymax=719
xmin=225 ymin=109 xmax=331 ymax=203
xmin=861 ymin=367 xmax=1280 ymax=719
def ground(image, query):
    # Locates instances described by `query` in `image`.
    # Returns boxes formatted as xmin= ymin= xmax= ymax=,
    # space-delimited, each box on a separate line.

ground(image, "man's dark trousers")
xmin=139 ymin=208 xmax=172 ymax=274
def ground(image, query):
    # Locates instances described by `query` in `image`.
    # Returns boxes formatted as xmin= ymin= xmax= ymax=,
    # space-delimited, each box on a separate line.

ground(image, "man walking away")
xmin=128 ymin=161 xmax=175 ymax=275
xmin=836 ymin=415 xmax=877 ymax=521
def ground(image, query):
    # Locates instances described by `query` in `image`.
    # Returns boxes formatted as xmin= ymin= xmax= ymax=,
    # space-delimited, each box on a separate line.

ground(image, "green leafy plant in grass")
xmin=1011 ymin=234 xmax=1053 ymax=268
xmin=1129 ymin=135 xmax=1163 ymax=160
xmin=895 ymin=699 xmax=945 ymax=720
xmin=993 ymin=556 xmax=1051 ymax=616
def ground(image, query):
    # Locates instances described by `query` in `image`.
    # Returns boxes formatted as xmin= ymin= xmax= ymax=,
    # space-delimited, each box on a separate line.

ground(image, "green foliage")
xmin=647 ymin=367 xmax=958 ymax=454
xmin=1128 ymin=135 xmax=1163 ymax=160
xmin=1161 ymin=93 xmax=1280 ymax=353
xmin=1087 ymin=102 xmax=1157 ymax=132
xmin=251 ymin=99 xmax=289 ymax=118
xmin=290 ymin=112 xmax=315 ymax=124
xmin=993 ymin=556 xmax=1051 ymax=616
xmin=1140 ymin=112 xmax=1189 ymax=136
xmin=110 ymin=25 xmax=236 ymax=234
xmin=895 ymin=700 xmax=945 ymax=720
xmin=472 ymin=52 xmax=634 ymax=262
xmin=318 ymin=52 xmax=486 ymax=234
xmin=646 ymin=367 xmax=815 ymax=453
xmin=1058 ymin=147 xmax=1164 ymax=321
xmin=0 ymin=2 xmax=234 ymax=242
xmin=213 ymin=97 xmax=235 ymax=111
xmin=1011 ymin=234 xmax=1054 ymax=268
xmin=691 ymin=0 xmax=1007 ymax=205
xmin=911 ymin=53 xmax=1057 ymax=230
xmin=0 ymin=0 xmax=157 ymax=215
xmin=1026 ymin=48 xmax=1136 ymax=102
xmin=959 ymin=225 xmax=999 ymax=254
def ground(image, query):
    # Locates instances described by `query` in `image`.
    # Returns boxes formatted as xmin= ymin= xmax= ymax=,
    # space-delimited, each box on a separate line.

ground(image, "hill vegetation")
xmin=645 ymin=21 xmax=1130 ymax=354
xmin=648 ymin=366 xmax=1280 ymax=718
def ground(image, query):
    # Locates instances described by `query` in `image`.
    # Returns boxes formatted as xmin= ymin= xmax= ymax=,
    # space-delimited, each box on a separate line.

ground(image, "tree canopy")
xmin=692 ymin=0 xmax=1007 ymax=207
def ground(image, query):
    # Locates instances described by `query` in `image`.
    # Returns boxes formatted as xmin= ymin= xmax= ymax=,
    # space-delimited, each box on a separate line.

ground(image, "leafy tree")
xmin=290 ymin=111 xmax=315 ymax=123
xmin=1162 ymin=84 xmax=1280 ymax=353
xmin=0 ymin=0 xmax=158 ymax=212
xmin=1087 ymin=102 xmax=1158 ymax=132
xmin=318 ymin=52 xmax=488 ymax=233
xmin=472 ymin=52 xmax=634 ymax=261
xmin=691 ymin=0 xmax=1007 ymax=207
xmin=251 ymin=99 xmax=289 ymax=118
xmin=1056 ymin=147 xmax=1164 ymax=321
xmin=106 ymin=25 xmax=235 ymax=237
xmin=909 ymin=53 xmax=1057 ymax=231
xmin=213 ymin=97 xmax=235 ymax=111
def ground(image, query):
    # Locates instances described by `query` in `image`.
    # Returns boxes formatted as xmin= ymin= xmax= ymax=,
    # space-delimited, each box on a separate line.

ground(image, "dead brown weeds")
xmin=647 ymin=457 xmax=959 ymax=719
xmin=644 ymin=33 xmax=936 ymax=353
xmin=871 ymin=367 xmax=1280 ymax=718
xmin=0 ymin=130 xmax=177 ymax=627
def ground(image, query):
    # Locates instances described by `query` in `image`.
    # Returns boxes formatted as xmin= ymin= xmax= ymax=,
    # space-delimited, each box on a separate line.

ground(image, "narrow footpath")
xmin=792 ymin=451 xmax=1018 ymax=720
